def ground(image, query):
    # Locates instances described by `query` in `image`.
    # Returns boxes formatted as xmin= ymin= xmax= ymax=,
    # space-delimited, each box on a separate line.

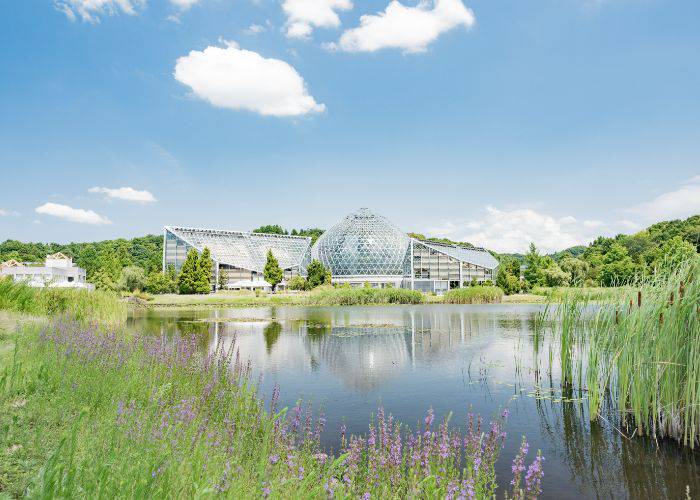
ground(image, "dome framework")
xmin=312 ymin=208 xmax=410 ymax=280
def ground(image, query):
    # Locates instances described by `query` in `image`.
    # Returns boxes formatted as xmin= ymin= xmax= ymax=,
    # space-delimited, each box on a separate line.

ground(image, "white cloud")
xmin=35 ymin=203 xmax=112 ymax=226
xmin=627 ymin=175 xmax=700 ymax=220
xmin=425 ymin=206 xmax=640 ymax=254
xmin=174 ymin=41 xmax=325 ymax=117
xmin=54 ymin=0 xmax=144 ymax=23
xmin=88 ymin=186 xmax=157 ymax=203
xmin=332 ymin=0 xmax=474 ymax=53
xmin=166 ymin=0 xmax=201 ymax=22
xmin=0 ymin=209 xmax=20 ymax=217
xmin=283 ymin=0 xmax=353 ymax=39
xmin=244 ymin=23 xmax=266 ymax=35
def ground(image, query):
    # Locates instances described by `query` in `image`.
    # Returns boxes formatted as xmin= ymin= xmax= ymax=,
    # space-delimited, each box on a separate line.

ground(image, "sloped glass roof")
xmin=413 ymin=240 xmax=499 ymax=269
xmin=165 ymin=227 xmax=311 ymax=273
xmin=312 ymin=208 xmax=410 ymax=277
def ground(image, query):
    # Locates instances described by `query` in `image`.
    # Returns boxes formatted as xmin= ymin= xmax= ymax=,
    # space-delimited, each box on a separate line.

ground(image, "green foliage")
xmin=549 ymin=257 xmax=700 ymax=447
xmin=263 ymin=250 xmax=283 ymax=292
xmin=177 ymin=249 xmax=199 ymax=295
xmin=118 ymin=266 xmax=147 ymax=292
xmin=442 ymin=286 xmax=504 ymax=304
xmin=307 ymin=286 xmax=424 ymax=305
xmin=558 ymin=256 xmax=589 ymax=286
xmin=0 ymin=278 xmax=125 ymax=323
xmin=252 ymin=224 xmax=287 ymax=235
xmin=0 ymin=235 xmax=163 ymax=282
xmin=542 ymin=264 xmax=570 ymax=287
xmin=145 ymin=270 xmax=177 ymax=294
xmin=287 ymin=275 xmax=308 ymax=291
xmin=496 ymin=257 xmax=521 ymax=295
xmin=290 ymin=228 xmax=325 ymax=244
xmin=407 ymin=233 xmax=476 ymax=249
xmin=306 ymin=259 xmax=331 ymax=289
xmin=91 ymin=269 xmax=117 ymax=292
xmin=217 ymin=271 xmax=227 ymax=290
xmin=598 ymin=243 xmax=637 ymax=286
xmin=195 ymin=248 xmax=213 ymax=294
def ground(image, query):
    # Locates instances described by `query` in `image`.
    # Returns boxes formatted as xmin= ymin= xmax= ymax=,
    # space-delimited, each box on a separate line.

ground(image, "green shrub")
xmin=307 ymin=286 xmax=424 ymax=306
xmin=442 ymin=286 xmax=504 ymax=304
xmin=287 ymin=275 xmax=308 ymax=291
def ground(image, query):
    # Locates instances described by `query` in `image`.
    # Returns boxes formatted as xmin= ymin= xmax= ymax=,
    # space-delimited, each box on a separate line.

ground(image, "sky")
xmin=1 ymin=0 xmax=699 ymax=253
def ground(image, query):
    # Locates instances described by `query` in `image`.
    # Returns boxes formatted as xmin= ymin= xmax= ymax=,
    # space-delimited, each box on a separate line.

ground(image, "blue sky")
xmin=1 ymin=0 xmax=699 ymax=253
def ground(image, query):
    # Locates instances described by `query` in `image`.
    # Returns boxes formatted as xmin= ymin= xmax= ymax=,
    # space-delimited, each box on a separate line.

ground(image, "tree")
xmin=523 ymin=243 xmax=546 ymax=287
xmin=306 ymin=259 xmax=331 ymax=288
xmin=91 ymin=269 xmax=116 ymax=291
xmin=118 ymin=265 xmax=147 ymax=292
xmin=196 ymin=247 xmax=213 ymax=294
xmin=218 ymin=271 xmax=228 ymax=290
xmin=654 ymin=236 xmax=697 ymax=272
xmin=599 ymin=243 xmax=637 ymax=286
xmin=253 ymin=225 xmax=287 ymax=235
xmin=542 ymin=264 xmax=571 ymax=287
xmin=559 ymin=256 xmax=589 ymax=286
xmin=495 ymin=256 xmax=521 ymax=295
xmin=146 ymin=270 xmax=177 ymax=294
xmin=178 ymin=249 xmax=199 ymax=294
xmin=287 ymin=275 xmax=308 ymax=290
xmin=263 ymin=250 xmax=283 ymax=292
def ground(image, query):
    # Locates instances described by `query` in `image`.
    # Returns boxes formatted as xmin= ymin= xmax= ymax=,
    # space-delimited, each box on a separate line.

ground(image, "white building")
xmin=0 ymin=252 xmax=94 ymax=290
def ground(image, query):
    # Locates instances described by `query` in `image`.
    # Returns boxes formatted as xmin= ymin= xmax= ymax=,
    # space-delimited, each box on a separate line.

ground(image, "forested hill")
xmin=0 ymin=235 xmax=163 ymax=280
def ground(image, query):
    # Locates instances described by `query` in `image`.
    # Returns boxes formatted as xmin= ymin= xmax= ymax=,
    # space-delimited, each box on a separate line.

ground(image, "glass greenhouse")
xmin=163 ymin=208 xmax=499 ymax=292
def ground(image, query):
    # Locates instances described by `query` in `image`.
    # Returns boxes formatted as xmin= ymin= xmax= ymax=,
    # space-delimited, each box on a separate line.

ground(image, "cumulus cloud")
xmin=331 ymin=0 xmax=474 ymax=53
xmin=88 ymin=186 xmax=157 ymax=203
xmin=54 ymin=0 xmax=145 ymax=23
xmin=425 ymin=206 xmax=640 ymax=254
xmin=174 ymin=41 xmax=325 ymax=117
xmin=283 ymin=0 xmax=353 ymax=39
xmin=626 ymin=175 xmax=700 ymax=221
xmin=35 ymin=203 xmax=112 ymax=226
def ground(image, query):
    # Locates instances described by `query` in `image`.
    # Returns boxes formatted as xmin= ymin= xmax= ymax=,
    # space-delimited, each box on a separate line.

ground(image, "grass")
xmin=149 ymin=290 xmax=309 ymax=308
xmin=0 ymin=278 xmax=126 ymax=324
xmin=0 ymin=320 xmax=544 ymax=498
xmin=547 ymin=258 xmax=700 ymax=448
xmin=442 ymin=286 xmax=504 ymax=304
xmin=531 ymin=286 xmax=631 ymax=302
xmin=306 ymin=286 xmax=425 ymax=306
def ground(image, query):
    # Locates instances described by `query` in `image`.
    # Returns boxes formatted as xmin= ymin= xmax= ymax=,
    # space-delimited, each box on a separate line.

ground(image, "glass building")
xmin=163 ymin=227 xmax=311 ymax=289
xmin=163 ymin=208 xmax=498 ymax=292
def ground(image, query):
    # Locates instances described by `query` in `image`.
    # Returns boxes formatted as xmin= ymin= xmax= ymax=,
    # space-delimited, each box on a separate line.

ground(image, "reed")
xmin=551 ymin=258 xmax=700 ymax=448
xmin=0 ymin=278 xmax=126 ymax=324
xmin=307 ymin=286 xmax=425 ymax=306
xmin=442 ymin=286 xmax=504 ymax=304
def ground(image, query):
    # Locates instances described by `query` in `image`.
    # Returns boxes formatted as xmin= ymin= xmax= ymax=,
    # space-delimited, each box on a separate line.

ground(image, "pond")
xmin=128 ymin=304 xmax=700 ymax=499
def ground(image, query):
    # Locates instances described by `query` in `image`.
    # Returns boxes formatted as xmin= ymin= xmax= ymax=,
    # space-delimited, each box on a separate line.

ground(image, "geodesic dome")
xmin=312 ymin=208 xmax=410 ymax=277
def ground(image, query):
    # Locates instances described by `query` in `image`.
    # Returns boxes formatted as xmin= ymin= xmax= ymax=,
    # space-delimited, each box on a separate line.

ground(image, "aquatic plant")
xmin=307 ymin=286 xmax=425 ymax=306
xmin=442 ymin=286 xmax=504 ymax=304
xmin=0 ymin=278 xmax=126 ymax=323
xmin=1 ymin=319 xmax=544 ymax=497
xmin=550 ymin=258 xmax=700 ymax=448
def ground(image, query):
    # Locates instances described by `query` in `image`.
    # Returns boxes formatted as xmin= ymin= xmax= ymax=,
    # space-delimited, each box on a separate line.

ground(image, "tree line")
xmin=495 ymin=215 xmax=699 ymax=294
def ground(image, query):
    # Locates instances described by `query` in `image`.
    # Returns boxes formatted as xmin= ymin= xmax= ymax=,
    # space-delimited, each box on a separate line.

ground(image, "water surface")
xmin=128 ymin=304 xmax=700 ymax=499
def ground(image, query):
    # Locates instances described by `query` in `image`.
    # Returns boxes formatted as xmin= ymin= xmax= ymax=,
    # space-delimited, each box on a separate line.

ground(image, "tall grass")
xmin=550 ymin=258 xmax=700 ymax=448
xmin=0 ymin=320 xmax=544 ymax=497
xmin=307 ymin=286 xmax=425 ymax=306
xmin=442 ymin=286 xmax=504 ymax=304
xmin=0 ymin=278 xmax=126 ymax=324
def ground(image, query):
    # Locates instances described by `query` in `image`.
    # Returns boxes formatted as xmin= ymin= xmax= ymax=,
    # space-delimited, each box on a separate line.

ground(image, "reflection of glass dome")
xmin=312 ymin=208 xmax=410 ymax=277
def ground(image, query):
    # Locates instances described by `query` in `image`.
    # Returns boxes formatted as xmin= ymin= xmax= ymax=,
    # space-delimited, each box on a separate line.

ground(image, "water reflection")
xmin=128 ymin=305 xmax=700 ymax=499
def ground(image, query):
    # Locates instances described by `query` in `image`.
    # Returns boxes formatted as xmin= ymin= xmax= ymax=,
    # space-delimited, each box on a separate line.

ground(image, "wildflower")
xmin=269 ymin=454 xmax=280 ymax=465
xmin=525 ymin=451 xmax=545 ymax=497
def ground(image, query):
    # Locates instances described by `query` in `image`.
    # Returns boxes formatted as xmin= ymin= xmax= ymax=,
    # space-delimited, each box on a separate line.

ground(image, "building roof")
xmin=165 ymin=226 xmax=311 ymax=273
xmin=312 ymin=208 xmax=411 ymax=277
xmin=0 ymin=259 xmax=21 ymax=269
xmin=413 ymin=239 xmax=499 ymax=270
xmin=46 ymin=252 xmax=71 ymax=261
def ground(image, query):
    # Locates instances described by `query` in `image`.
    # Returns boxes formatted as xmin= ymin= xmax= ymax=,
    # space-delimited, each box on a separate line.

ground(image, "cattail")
xmin=659 ymin=312 xmax=664 ymax=326
xmin=637 ymin=290 xmax=642 ymax=308
xmin=679 ymin=281 xmax=685 ymax=300
xmin=669 ymin=291 xmax=674 ymax=306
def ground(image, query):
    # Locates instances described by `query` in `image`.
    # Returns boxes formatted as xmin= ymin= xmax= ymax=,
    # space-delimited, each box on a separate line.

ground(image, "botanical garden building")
xmin=163 ymin=208 xmax=498 ymax=292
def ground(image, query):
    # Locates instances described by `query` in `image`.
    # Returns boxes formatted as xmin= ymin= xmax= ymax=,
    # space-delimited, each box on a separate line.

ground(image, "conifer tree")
xmin=178 ymin=249 xmax=199 ymax=294
xmin=263 ymin=250 xmax=283 ymax=292
xmin=196 ymin=247 xmax=213 ymax=294
xmin=217 ymin=271 xmax=227 ymax=290
xmin=306 ymin=259 xmax=331 ymax=288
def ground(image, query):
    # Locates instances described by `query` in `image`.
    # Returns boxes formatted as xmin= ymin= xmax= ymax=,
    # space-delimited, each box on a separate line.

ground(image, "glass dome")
xmin=312 ymin=208 xmax=410 ymax=277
